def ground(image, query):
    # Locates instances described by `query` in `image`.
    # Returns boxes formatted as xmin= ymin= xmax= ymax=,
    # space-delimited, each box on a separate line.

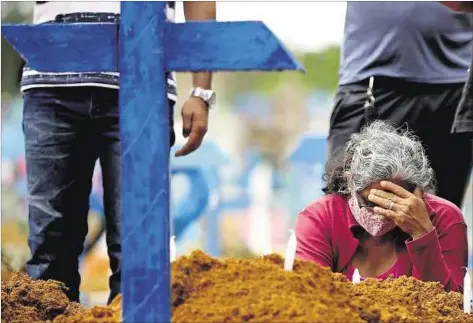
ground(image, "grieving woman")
xmin=295 ymin=121 xmax=468 ymax=292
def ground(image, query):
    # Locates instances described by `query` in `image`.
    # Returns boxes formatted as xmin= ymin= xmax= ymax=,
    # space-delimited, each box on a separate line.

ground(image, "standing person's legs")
xmin=328 ymin=80 xmax=472 ymax=207
xmin=418 ymin=85 xmax=473 ymax=208
xmin=93 ymin=87 xmax=121 ymax=304
xmin=326 ymin=85 xmax=366 ymax=158
xmin=23 ymin=88 xmax=98 ymax=301
xmin=327 ymin=81 xmax=420 ymax=161
xmin=96 ymin=87 xmax=177 ymax=303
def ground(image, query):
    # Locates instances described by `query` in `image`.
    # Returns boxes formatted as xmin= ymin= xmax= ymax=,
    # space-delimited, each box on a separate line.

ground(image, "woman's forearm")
xmin=405 ymin=225 xmax=467 ymax=292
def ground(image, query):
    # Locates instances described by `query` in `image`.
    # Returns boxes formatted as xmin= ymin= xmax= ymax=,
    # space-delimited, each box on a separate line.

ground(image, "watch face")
xmin=191 ymin=88 xmax=216 ymax=106
xmin=207 ymin=91 xmax=216 ymax=105
xmin=203 ymin=91 xmax=211 ymax=101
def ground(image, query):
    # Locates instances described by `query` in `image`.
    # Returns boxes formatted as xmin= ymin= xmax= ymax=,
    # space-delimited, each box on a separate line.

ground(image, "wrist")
xmin=189 ymin=87 xmax=216 ymax=108
xmin=411 ymin=223 xmax=434 ymax=240
xmin=189 ymin=96 xmax=209 ymax=108
xmin=192 ymin=82 xmax=211 ymax=90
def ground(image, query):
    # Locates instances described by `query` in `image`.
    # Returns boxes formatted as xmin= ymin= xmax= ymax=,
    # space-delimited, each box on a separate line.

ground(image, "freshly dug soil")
xmin=2 ymin=251 xmax=472 ymax=323
xmin=351 ymin=276 xmax=469 ymax=323
xmin=172 ymin=252 xmax=360 ymax=322
xmin=1 ymin=272 xmax=85 ymax=323
xmin=53 ymin=296 xmax=121 ymax=323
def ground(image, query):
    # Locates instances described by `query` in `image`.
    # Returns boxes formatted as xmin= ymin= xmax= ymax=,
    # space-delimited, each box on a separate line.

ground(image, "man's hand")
xmin=174 ymin=1 xmax=215 ymax=157
xmin=368 ymin=181 xmax=434 ymax=240
xmin=174 ymin=97 xmax=208 ymax=157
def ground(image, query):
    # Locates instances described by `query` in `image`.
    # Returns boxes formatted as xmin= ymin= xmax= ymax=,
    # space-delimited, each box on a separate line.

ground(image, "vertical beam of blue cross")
xmin=119 ymin=2 xmax=170 ymax=322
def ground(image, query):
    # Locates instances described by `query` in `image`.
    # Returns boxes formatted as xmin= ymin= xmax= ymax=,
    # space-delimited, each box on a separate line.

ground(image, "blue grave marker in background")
xmin=170 ymin=140 xmax=230 ymax=256
xmin=286 ymin=134 xmax=327 ymax=218
xmin=288 ymin=134 xmax=327 ymax=166
xmin=2 ymin=1 xmax=302 ymax=322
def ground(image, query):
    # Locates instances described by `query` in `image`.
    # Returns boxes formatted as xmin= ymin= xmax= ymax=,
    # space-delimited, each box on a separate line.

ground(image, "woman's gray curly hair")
xmin=323 ymin=120 xmax=436 ymax=195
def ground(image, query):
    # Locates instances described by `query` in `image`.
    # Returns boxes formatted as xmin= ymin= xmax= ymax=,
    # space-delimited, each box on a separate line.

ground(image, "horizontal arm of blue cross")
xmin=1 ymin=21 xmax=304 ymax=73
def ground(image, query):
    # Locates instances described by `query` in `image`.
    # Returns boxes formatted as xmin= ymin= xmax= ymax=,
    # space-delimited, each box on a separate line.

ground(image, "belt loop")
xmin=363 ymin=76 xmax=377 ymax=123
xmin=364 ymin=76 xmax=375 ymax=108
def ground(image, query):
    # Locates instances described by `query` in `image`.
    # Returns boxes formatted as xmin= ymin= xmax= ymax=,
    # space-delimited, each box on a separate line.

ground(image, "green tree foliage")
xmin=300 ymin=46 xmax=340 ymax=92
xmin=220 ymin=45 xmax=340 ymax=102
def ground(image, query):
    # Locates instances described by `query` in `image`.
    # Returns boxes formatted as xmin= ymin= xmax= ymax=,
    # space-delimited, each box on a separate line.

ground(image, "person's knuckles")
xmin=398 ymin=204 xmax=409 ymax=213
xmin=384 ymin=210 xmax=394 ymax=217
xmin=187 ymin=138 xmax=200 ymax=149
xmin=396 ymin=216 xmax=405 ymax=225
xmin=195 ymin=123 xmax=208 ymax=134
xmin=183 ymin=140 xmax=196 ymax=150
xmin=394 ymin=218 xmax=403 ymax=226
xmin=403 ymin=200 xmax=415 ymax=210
xmin=373 ymin=189 xmax=385 ymax=196
xmin=182 ymin=107 xmax=192 ymax=117
xmin=368 ymin=193 xmax=378 ymax=201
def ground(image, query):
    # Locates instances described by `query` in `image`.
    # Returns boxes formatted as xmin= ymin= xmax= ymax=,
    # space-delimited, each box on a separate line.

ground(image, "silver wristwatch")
xmin=189 ymin=87 xmax=216 ymax=108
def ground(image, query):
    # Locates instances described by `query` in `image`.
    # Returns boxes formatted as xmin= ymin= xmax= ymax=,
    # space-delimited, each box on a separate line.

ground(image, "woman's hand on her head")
xmin=367 ymin=181 xmax=434 ymax=240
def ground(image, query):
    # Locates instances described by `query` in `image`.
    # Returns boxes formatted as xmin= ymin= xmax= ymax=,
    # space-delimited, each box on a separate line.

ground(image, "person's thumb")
xmin=414 ymin=186 xmax=423 ymax=199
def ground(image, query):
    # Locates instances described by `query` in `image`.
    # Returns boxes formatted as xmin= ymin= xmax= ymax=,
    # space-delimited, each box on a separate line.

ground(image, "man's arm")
xmin=174 ymin=1 xmax=216 ymax=157
xmin=184 ymin=1 xmax=216 ymax=90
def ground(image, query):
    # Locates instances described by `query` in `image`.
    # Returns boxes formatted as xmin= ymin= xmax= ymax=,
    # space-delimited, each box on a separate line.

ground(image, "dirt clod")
xmin=1 ymin=272 xmax=85 ymax=323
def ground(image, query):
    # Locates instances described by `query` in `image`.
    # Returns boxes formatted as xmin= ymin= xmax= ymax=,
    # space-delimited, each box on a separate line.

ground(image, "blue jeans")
xmin=22 ymin=87 xmax=175 ymax=303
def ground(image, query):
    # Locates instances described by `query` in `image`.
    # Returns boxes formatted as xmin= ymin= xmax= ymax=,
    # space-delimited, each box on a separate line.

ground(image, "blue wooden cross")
xmin=2 ymin=2 xmax=302 ymax=322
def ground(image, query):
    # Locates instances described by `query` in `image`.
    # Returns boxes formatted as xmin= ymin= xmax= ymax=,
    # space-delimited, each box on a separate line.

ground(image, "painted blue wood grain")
xmin=165 ymin=21 xmax=304 ymax=72
xmin=119 ymin=2 xmax=170 ymax=322
xmin=2 ymin=21 xmax=303 ymax=73
xmin=1 ymin=23 xmax=118 ymax=72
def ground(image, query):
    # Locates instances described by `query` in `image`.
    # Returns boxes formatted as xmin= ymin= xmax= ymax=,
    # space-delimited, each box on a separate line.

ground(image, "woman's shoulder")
xmin=424 ymin=193 xmax=466 ymax=227
xmin=299 ymin=193 xmax=347 ymax=218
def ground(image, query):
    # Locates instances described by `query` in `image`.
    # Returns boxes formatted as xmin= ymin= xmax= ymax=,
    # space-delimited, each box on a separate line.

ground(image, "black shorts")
xmin=453 ymin=67 xmax=473 ymax=137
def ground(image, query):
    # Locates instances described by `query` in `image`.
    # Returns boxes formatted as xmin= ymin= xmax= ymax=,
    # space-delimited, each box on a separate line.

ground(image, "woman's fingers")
xmin=373 ymin=206 xmax=400 ymax=222
xmin=368 ymin=193 xmax=399 ymax=211
xmin=380 ymin=181 xmax=414 ymax=199
xmin=373 ymin=207 xmax=403 ymax=226
xmin=370 ymin=189 xmax=398 ymax=203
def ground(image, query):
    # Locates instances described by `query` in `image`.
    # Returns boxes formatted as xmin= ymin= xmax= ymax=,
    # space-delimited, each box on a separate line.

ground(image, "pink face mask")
xmin=348 ymin=192 xmax=397 ymax=237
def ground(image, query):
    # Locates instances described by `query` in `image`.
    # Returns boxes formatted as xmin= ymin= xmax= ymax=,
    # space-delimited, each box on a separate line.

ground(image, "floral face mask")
xmin=348 ymin=191 xmax=396 ymax=237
